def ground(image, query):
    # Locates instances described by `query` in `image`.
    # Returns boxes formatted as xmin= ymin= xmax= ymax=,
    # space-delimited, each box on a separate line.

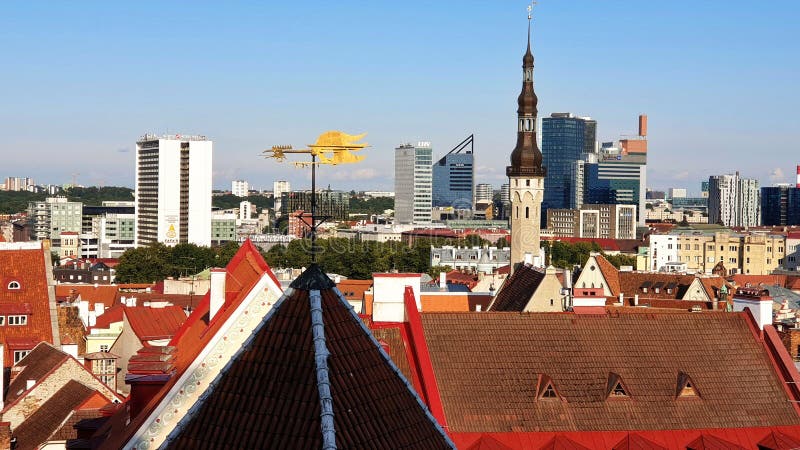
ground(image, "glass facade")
xmin=542 ymin=114 xmax=595 ymax=219
xmin=585 ymin=153 xmax=646 ymax=222
xmin=395 ymin=143 xmax=433 ymax=224
xmin=761 ymin=186 xmax=800 ymax=226
xmin=432 ymin=152 xmax=474 ymax=209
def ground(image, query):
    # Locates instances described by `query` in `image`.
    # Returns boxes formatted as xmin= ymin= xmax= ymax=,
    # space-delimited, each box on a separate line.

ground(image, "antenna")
xmin=528 ymin=1 xmax=537 ymax=20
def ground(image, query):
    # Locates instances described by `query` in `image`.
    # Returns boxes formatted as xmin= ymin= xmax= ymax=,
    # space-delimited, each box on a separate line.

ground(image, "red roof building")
xmin=85 ymin=240 xmax=452 ymax=448
xmin=359 ymin=287 xmax=800 ymax=448
xmin=0 ymin=242 xmax=60 ymax=367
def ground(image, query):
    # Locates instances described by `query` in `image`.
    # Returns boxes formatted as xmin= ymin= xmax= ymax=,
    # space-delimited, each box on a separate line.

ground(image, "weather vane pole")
xmin=263 ymin=131 xmax=368 ymax=264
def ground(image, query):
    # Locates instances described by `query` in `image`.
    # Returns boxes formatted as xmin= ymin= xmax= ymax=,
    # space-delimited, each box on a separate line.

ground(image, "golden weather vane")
xmin=263 ymin=130 xmax=369 ymax=263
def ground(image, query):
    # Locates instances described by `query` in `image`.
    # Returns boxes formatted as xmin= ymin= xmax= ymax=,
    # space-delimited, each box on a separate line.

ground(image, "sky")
xmin=0 ymin=1 xmax=798 ymax=195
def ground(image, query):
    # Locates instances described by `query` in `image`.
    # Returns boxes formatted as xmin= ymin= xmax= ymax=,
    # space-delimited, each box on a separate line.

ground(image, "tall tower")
xmin=507 ymin=10 xmax=546 ymax=270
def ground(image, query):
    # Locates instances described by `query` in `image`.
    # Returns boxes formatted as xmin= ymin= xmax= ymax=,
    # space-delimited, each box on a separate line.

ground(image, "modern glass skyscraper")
xmin=395 ymin=142 xmax=433 ymax=224
xmin=432 ymin=135 xmax=474 ymax=210
xmin=761 ymin=185 xmax=800 ymax=226
xmin=542 ymin=113 xmax=596 ymax=218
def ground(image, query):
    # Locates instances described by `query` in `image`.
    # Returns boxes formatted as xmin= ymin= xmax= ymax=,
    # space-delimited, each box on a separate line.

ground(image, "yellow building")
xmin=674 ymin=232 xmax=785 ymax=275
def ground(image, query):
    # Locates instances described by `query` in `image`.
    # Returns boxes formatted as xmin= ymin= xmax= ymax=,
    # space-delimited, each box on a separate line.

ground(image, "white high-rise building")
xmin=394 ymin=142 xmax=433 ymax=224
xmin=232 ymin=180 xmax=249 ymax=197
xmin=708 ymin=173 xmax=760 ymax=227
xmin=135 ymin=134 xmax=213 ymax=247
xmin=273 ymin=180 xmax=290 ymax=218
xmin=475 ymin=184 xmax=494 ymax=203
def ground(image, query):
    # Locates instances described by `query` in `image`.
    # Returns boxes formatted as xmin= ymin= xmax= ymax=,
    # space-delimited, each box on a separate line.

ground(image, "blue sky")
xmin=1 ymin=1 xmax=797 ymax=194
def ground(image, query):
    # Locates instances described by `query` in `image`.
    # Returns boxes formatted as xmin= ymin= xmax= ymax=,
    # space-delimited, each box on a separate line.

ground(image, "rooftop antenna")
xmin=263 ymin=131 xmax=369 ymax=263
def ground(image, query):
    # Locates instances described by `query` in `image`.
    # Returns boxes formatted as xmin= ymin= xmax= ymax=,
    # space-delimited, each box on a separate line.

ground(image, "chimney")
xmin=638 ymin=114 xmax=647 ymax=137
xmin=796 ymin=165 xmax=800 ymax=189
xmin=439 ymin=272 xmax=447 ymax=289
xmin=634 ymin=294 xmax=639 ymax=306
xmin=26 ymin=379 xmax=35 ymax=390
xmin=209 ymin=268 xmax=227 ymax=320
xmin=732 ymin=287 xmax=774 ymax=330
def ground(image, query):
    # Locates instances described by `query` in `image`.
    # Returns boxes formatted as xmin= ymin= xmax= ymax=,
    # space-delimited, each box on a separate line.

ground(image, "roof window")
xmin=537 ymin=375 xmax=564 ymax=402
xmin=7 ymin=281 xmax=20 ymax=290
xmin=606 ymin=372 xmax=630 ymax=399
xmin=677 ymin=371 xmax=700 ymax=398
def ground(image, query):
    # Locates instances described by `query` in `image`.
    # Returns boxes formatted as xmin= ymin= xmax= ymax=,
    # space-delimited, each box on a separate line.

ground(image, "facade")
xmin=272 ymin=180 xmax=290 ymax=217
xmin=432 ymin=135 xmax=474 ymax=210
xmin=279 ymin=190 xmax=349 ymax=221
xmin=546 ymin=204 xmax=636 ymax=239
xmin=506 ymin=22 xmax=546 ymax=269
xmin=647 ymin=230 xmax=785 ymax=275
xmin=585 ymin=146 xmax=647 ymax=225
xmin=210 ymin=212 xmax=237 ymax=244
xmin=474 ymin=183 xmax=493 ymax=204
xmin=28 ymin=197 xmax=83 ymax=251
xmin=80 ymin=203 xmax=135 ymax=258
xmin=395 ymin=142 xmax=433 ymax=224
xmin=762 ymin=185 xmax=800 ymax=226
xmin=134 ymin=134 xmax=213 ymax=247
xmin=231 ymin=179 xmax=249 ymax=197
xmin=708 ymin=172 xmax=760 ymax=227
xmin=430 ymin=246 xmax=510 ymax=272
xmin=542 ymin=113 xmax=595 ymax=214
xmin=669 ymin=188 xmax=687 ymax=198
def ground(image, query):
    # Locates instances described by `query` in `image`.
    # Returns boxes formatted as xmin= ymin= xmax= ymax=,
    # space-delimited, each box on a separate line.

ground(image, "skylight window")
xmin=8 ymin=281 xmax=20 ymax=290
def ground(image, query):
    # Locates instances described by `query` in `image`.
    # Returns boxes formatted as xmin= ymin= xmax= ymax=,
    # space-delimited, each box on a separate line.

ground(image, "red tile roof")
xmin=162 ymin=265 xmax=453 ymax=449
xmin=686 ymin=433 xmax=747 ymax=449
xmin=0 ymin=243 xmax=58 ymax=366
xmin=336 ymin=278 xmax=372 ymax=301
xmin=55 ymin=284 xmax=119 ymax=309
xmin=594 ymin=255 xmax=621 ymax=296
xmin=95 ymin=240 xmax=283 ymax=449
xmin=123 ymin=305 xmax=187 ymax=341
xmin=419 ymin=310 xmax=800 ymax=433
xmin=611 ymin=433 xmax=667 ymax=450
xmin=6 ymin=342 xmax=69 ymax=404
xmin=757 ymin=430 xmax=800 ymax=450
xmin=732 ymin=274 xmax=788 ymax=288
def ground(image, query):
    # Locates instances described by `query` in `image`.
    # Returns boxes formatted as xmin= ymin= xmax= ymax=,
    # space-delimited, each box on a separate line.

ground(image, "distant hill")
xmin=0 ymin=186 xmax=134 ymax=214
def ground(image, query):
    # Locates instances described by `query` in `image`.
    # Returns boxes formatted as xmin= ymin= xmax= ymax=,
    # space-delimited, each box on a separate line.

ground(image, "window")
xmin=7 ymin=281 xmax=20 ymax=290
xmin=99 ymin=344 xmax=109 ymax=352
xmin=8 ymin=315 xmax=27 ymax=326
xmin=0 ymin=316 xmax=5 ymax=326
xmin=541 ymin=384 xmax=558 ymax=398
xmin=13 ymin=350 xmax=30 ymax=363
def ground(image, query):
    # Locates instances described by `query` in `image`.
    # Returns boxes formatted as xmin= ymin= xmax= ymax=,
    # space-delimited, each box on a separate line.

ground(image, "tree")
xmin=115 ymin=244 xmax=171 ymax=283
xmin=496 ymin=237 xmax=510 ymax=248
xmin=215 ymin=241 xmax=241 ymax=267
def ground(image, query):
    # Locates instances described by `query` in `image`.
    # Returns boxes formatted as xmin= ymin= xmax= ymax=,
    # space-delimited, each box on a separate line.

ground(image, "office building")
xmin=542 ymin=113 xmax=596 ymax=215
xmin=395 ymin=142 xmax=433 ymax=224
xmin=231 ymin=180 xmax=249 ymax=197
xmin=506 ymin=19 xmax=546 ymax=268
xmin=708 ymin=173 xmax=760 ymax=227
xmin=28 ymin=197 xmax=83 ymax=252
xmin=80 ymin=202 xmax=135 ymax=258
xmin=135 ymin=134 xmax=213 ymax=247
xmin=546 ymin=204 xmax=636 ymax=239
xmin=761 ymin=185 xmax=800 ymax=226
xmin=432 ymin=135 xmax=474 ymax=210
xmin=279 ymin=191 xmax=349 ymax=221
xmin=669 ymin=188 xmax=687 ymax=199
xmin=475 ymin=183 xmax=493 ymax=203
xmin=211 ymin=212 xmax=237 ymax=244
xmin=273 ymin=180 xmax=290 ymax=217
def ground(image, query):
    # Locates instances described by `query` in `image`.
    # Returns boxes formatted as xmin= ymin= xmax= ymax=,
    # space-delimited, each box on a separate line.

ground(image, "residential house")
xmin=1 ymin=343 xmax=122 ymax=450
xmin=0 ymin=242 xmax=60 ymax=366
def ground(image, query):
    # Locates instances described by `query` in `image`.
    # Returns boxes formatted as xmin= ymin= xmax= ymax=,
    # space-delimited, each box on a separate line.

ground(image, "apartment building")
xmin=546 ymin=204 xmax=636 ymax=239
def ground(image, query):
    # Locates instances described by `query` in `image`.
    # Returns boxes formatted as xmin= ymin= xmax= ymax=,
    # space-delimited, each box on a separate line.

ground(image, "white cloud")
xmin=769 ymin=167 xmax=785 ymax=183
xmin=330 ymin=168 xmax=379 ymax=181
xmin=671 ymin=170 xmax=690 ymax=180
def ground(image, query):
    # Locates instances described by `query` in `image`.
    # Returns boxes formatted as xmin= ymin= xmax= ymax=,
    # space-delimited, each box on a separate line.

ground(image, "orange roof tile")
xmin=336 ymin=279 xmax=372 ymax=301
xmin=55 ymin=284 xmax=119 ymax=309
xmin=124 ymin=306 xmax=187 ymax=341
xmin=594 ymin=255 xmax=621 ymax=296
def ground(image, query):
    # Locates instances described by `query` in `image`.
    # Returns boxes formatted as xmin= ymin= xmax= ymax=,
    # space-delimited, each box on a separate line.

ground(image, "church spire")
xmin=507 ymin=2 xmax=544 ymax=178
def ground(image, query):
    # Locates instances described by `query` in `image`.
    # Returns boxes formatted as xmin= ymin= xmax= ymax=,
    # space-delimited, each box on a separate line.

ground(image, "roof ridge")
xmin=309 ymin=290 xmax=336 ymax=449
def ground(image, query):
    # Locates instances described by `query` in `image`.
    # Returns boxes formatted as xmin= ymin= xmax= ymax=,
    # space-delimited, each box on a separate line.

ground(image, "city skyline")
xmin=1 ymin=1 xmax=797 ymax=193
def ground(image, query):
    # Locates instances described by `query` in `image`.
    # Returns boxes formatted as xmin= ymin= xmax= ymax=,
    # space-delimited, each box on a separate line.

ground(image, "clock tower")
xmin=506 ymin=11 xmax=546 ymax=271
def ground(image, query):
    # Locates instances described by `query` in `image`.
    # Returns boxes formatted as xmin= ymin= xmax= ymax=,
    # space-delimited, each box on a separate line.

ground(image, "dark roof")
xmin=419 ymin=310 xmax=800 ymax=433
xmin=6 ymin=342 xmax=68 ymax=404
xmin=163 ymin=265 xmax=453 ymax=449
xmin=11 ymin=380 xmax=95 ymax=450
xmin=489 ymin=264 xmax=545 ymax=311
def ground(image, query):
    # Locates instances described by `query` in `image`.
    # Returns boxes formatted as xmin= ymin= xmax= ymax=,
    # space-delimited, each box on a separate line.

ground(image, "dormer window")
xmin=677 ymin=371 xmax=700 ymax=399
xmin=536 ymin=375 xmax=564 ymax=402
xmin=8 ymin=281 xmax=20 ymax=290
xmin=606 ymin=373 xmax=630 ymax=399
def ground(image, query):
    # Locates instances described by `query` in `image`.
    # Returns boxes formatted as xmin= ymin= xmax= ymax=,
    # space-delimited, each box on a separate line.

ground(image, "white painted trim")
xmin=125 ymin=273 xmax=282 ymax=450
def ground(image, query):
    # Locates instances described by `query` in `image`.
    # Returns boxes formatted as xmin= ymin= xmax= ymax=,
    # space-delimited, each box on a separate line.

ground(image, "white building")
xmin=135 ymin=134 xmax=212 ymax=247
xmin=647 ymin=234 xmax=680 ymax=272
xmin=394 ymin=142 xmax=433 ymax=224
xmin=669 ymin=188 xmax=687 ymax=199
xmin=708 ymin=173 xmax=760 ymax=227
xmin=475 ymin=184 xmax=493 ymax=203
xmin=273 ymin=180 xmax=290 ymax=218
xmin=231 ymin=180 xmax=249 ymax=197
xmin=239 ymin=200 xmax=253 ymax=221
